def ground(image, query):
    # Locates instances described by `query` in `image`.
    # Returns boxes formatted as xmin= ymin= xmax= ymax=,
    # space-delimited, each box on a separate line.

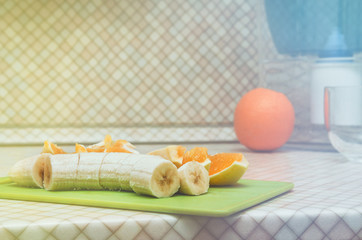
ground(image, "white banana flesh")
xmin=117 ymin=154 xmax=141 ymax=191
xmin=75 ymin=153 xmax=106 ymax=190
xmin=43 ymin=154 xmax=79 ymax=190
xmin=8 ymin=154 xmax=50 ymax=188
xmin=130 ymin=156 xmax=180 ymax=198
xmin=178 ymin=161 xmax=209 ymax=195
xmin=10 ymin=153 xmax=188 ymax=198
xmin=99 ymin=152 xmax=130 ymax=190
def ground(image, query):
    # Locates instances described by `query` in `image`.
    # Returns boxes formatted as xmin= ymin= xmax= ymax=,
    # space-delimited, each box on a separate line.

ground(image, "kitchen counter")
xmin=0 ymin=143 xmax=361 ymax=240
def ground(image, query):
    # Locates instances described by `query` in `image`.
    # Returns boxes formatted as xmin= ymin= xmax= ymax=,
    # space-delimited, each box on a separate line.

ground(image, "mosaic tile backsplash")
xmin=0 ymin=0 xmax=328 ymax=144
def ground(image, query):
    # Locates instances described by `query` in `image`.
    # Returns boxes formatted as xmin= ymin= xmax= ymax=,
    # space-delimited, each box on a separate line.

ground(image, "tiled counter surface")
xmin=0 ymin=143 xmax=361 ymax=240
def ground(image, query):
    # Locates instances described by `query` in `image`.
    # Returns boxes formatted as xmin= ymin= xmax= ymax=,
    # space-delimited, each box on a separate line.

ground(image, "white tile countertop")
xmin=0 ymin=142 xmax=361 ymax=240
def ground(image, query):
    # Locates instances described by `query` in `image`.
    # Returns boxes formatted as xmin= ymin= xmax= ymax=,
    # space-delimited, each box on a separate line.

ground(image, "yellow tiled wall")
xmin=0 ymin=0 xmax=326 ymax=144
xmin=0 ymin=0 xmax=262 ymax=143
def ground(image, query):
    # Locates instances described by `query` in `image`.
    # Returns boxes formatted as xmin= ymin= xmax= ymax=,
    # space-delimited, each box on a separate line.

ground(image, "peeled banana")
xmin=178 ymin=161 xmax=209 ymax=195
xmin=9 ymin=152 xmax=187 ymax=198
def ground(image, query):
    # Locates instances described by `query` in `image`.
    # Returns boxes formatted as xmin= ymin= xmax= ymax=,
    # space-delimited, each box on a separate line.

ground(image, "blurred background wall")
xmin=0 ymin=0 xmax=327 ymax=145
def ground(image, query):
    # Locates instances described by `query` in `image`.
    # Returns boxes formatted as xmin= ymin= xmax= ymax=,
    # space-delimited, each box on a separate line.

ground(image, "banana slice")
xmin=75 ymin=153 xmax=106 ymax=190
xmin=178 ymin=161 xmax=209 ymax=195
xmin=117 ymin=154 xmax=141 ymax=191
xmin=43 ymin=154 xmax=79 ymax=190
xmin=8 ymin=154 xmax=50 ymax=188
xmin=99 ymin=152 xmax=130 ymax=190
xmin=130 ymin=156 xmax=180 ymax=198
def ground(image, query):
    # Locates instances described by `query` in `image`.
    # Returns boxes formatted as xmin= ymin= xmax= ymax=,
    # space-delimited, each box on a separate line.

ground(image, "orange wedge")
xmin=42 ymin=140 xmax=66 ymax=154
xmin=86 ymin=135 xmax=138 ymax=153
xmin=182 ymin=147 xmax=211 ymax=171
xmin=85 ymin=134 xmax=112 ymax=152
xmin=75 ymin=143 xmax=87 ymax=153
xmin=104 ymin=134 xmax=113 ymax=149
xmin=148 ymin=145 xmax=186 ymax=168
xmin=86 ymin=143 xmax=106 ymax=152
xmin=106 ymin=139 xmax=132 ymax=153
xmin=208 ymin=153 xmax=249 ymax=185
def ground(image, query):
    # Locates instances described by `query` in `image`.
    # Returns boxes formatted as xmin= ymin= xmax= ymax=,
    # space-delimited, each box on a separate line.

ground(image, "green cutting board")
xmin=0 ymin=177 xmax=293 ymax=217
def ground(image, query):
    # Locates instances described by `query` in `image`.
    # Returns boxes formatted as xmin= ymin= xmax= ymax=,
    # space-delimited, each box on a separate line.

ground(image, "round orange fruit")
xmin=209 ymin=153 xmax=248 ymax=185
xmin=234 ymin=88 xmax=295 ymax=151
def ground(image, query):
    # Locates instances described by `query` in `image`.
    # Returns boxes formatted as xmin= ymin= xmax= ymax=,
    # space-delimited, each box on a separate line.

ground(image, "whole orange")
xmin=234 ymin=88 xmax=295 ymax=151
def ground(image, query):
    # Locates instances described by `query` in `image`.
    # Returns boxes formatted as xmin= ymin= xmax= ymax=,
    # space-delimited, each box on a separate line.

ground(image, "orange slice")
xmin=86 ymin=143 xmax=106 ymax=152
xmin=106 ymin=139 xmax=132 ymax=153
xmin=148 ymin=145 xmax=186 ymax=168
xmin=75 ymin=143 xmax=87 ymax=153
xmin=86 ymin=134 xmax=112 ymax=152
xmin=42 ymin=140 xmax=66 ymax=154
xmin=208 ymin=153 xmax=249 ymax=185
xmin=86 ymin=135 xmax=138 ymax=153
xmin=182 ymin=147 xmax=211 ymax=171
xmin=104 ymin=134 xmax=113 ymax=149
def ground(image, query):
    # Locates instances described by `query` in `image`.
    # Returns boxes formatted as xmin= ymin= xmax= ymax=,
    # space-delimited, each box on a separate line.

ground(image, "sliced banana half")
xmin=178 ymin=161 xmax=209 ymax=195
xmin=130 ymin=156 xmax=180 ymax=198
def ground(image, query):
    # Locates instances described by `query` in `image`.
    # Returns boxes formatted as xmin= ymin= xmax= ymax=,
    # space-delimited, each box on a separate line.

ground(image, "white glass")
xmin=324 ymin=86 xmax=362 ymax=162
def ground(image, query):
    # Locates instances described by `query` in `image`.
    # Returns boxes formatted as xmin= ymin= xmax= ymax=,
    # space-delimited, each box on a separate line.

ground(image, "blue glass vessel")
xmin=264 ymin=0 xmax=362 ymax=58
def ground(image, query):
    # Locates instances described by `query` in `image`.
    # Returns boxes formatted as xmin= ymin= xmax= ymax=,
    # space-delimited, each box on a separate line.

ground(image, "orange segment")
xmin=86 ymin=135 xmax=111 ymax=152
xmin=42 ymin=140 xmax=66 ymax=154
xmin=209 ymin=153 xmax=249 ymax=185
xmin=182 ymin=147 xmax=211 ymax=170
xmin=182 ymin=147 xmax=208 ymax=164
xmin=86 ymin=135 xmax=138 ymax=153
xmin=75 ymin=143 xmax=87 ymax=153
xmin=106 ymin=140 xmax=132 ymax=153
xmin=148 ymin=145 xmax=186 ymax=168
xmin=104 ymin=134 xmax=113 ymax=149
xmin=86 ymin=144 xmax=106 ymax=152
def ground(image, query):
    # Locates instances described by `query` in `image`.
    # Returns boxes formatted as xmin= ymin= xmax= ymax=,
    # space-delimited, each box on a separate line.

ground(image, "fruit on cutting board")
xmin=130 ymin=156 xmax=180 ymax=198
xmin=178 ymin=161 xmax=209 ymax=195
xmin=234 ymin=88 xmax=295 ymax=151
xmin=182 ymin=147 xmax=211 ymax=171
xmin=208 ymin=153 xmax=249 ymax=185
xmin=99 ymin=152 xmax=130 ymax=191
xmin=43 ymin=154 xmax=79 ymax=190
xmin=44 ymin=135 xmax=138 ymax=154
xmin=8 ymin=154 xmax=50 ymax=188
xmin=8 ymin=135 xmax=250 ymax=198
xmin=148 ymin=145 xmax=186 ymax=168
xmin=75 ymin=143 xmax=87 ymax=153
xmin=16 ymin=152 xmax=180 ymax=198
xmin=85 ymin=135 xmax=138 ymax=153
xmin=76 ymin=153 xmax=105 ymax=190
xmin=42 ymin=140 xmax=66 ymax=154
